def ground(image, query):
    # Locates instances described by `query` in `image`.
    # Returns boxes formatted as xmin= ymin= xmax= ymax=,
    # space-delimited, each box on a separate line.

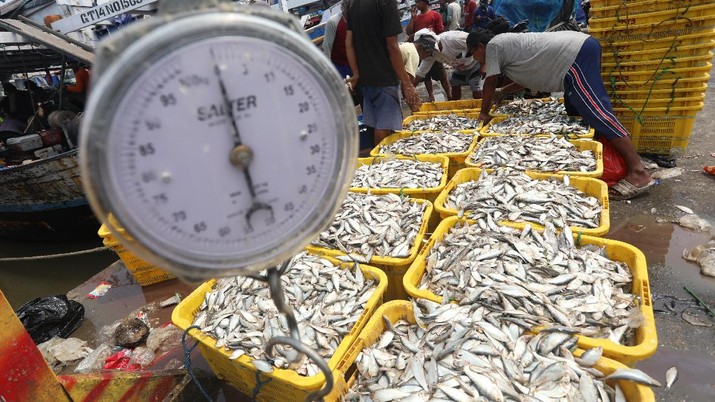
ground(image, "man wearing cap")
xmin=467 ymin=29 xmax=655 ymax=200
xmin=406 ymin=0 xmax=451 ymax=101
xmin=413 ymin=29 xmax=482 ymax=100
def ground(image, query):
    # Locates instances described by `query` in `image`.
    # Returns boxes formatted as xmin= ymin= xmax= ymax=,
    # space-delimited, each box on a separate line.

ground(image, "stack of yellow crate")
xmin=589 ymin=0 xmax=715 ymax=156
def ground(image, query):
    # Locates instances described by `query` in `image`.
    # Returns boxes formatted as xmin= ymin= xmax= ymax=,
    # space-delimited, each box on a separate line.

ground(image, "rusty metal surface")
xmin=0 ymin=18 xmax=93 ymax=65
xmin=0 ymin=291 xmax=71 ymax=402
xmin=0 ymin=149 xmax=86 ymax=212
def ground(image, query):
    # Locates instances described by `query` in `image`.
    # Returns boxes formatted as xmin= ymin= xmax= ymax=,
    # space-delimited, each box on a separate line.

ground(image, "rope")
xmin=182 ymin=325 xmax=214 ymax=402
xmin=251 ymin=369 xmax=273 ymax=402
xmin=0 ymin=246 xmax=111 ymax=262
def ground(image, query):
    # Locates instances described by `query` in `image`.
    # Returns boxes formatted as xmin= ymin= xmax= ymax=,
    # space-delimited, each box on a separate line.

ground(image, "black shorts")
xmin=423 ymin=61 xmax=446 ymax=81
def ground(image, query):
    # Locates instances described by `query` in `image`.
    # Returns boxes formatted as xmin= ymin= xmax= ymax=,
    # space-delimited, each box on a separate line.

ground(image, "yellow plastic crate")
xmin=417 ymin=99 xmax=482 ymax=113
xmin=602 ymin=40 xmax=715 ymax=63
xmin=465 ymin=137 xmax=604 ymax=178
xmin=339 ymin=300 xmax=655 ymax=399
xmin=611 ymin=93 xmax=706 ymax=110
xmin=481 ymin=116 xmax=595 ymax=139
xmin=601 ymin=51 xmax=714 ymax=70
xmin=97 ymin=220 xmax=175 ymax=286
xmin=607 ymin=82 xmax=709 ymax=100
xmin=589 ymin=2 xmax=715 ymax=29
xmin=306 ymin=198 xmax=432 ymax=301
xmin=401 ymin=111 xmax=482 ymax=131
xmin=602 ymin=62 xmax=712 ymax=84
xmin=603 ymin=72 xmax=710 ymax=92
xmin=171 ymin=256 xmax=387 ymax=402
xmin=591 ymin=0 xmax=713 ymax=19
xmin=599 ymin=27 xmax=715 ymax=50
xmin=370 ymin=130 xmax=480 ymax=179
xmin=350 ymin=155 xmax=449 ymax=203
xmin=434 ymin=168 xmax=610 ymax=236
xmin=403 ymin=217 xmax=657 ymax=365
xmin=613 ymin=109 xmax=700 ymax=156
xmin=588 ymin=10 xmax=715 ymax=38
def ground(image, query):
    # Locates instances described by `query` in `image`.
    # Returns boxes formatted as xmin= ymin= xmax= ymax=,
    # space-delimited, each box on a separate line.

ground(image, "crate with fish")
xmin=416 ymin=99 xmax=483 ymax=114
xmin=610 ymin=93 xmax=706 ymax=110
xmin=349 ymin=155 xmax=449 ymax=203
xmin=305 ymin=192 xmax=432 ymax=301
xmin=370 ymin=130 xmax=480 ymax=178
xmin=612 ymin=106 xmax=702 ymax=156
xmin=403 ymin=216 xmax=657 ymax=366
xmin=465 ymin=136 xmax=604 ymax=178
xmin=591 ymin=0 xmax=714 ymax=19
xmin=433 ymin=168 xmax=610 ymax=236
xmin=336 ymin=299 xmax=657 ymax=401
xmin=588 ymin=9 xmax=715 ymax=39
xmin=171 ymin=252 xmax=387 ymax=402
xmin=606 ymin=82 xmax=709 ymax=102
xmin=589 ymin=2 xmax=715 ymax=30
xmin=97 ymin=217 xmax=175 ymax=286
xmin=601 ymin=39 xmax=715 ymax=64
xmin=481 ymin=115 xmax=595 ymax=139
xmin=401 ymin=111 xmax=482 ymax=132
xmin=489 ymin=97 xmax=565 ymax=118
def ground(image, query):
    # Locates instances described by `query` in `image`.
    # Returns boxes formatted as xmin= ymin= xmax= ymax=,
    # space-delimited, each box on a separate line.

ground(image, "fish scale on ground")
xmin=351 ymin=159 xmax=444 ymax=190
xmin=488 ymin=115 xmax=590 ymax=136
xmin=342 ymin=299 xmax=657 ymax=402
xmin=446 ymin=168 xmax=601 ymax=229
xmin=311 ymin=192 xmax=425 ymax=261
xmin=420 ymin=220 xmax=639 ymax=343
xmin=469 ymin=135 xmax=596 ymax=173
xmin=494 ymin=97 xmax=566 ymax=117
xmin=379 ymin=132 xmax=476 ymax=156
xmin=404 ymin=114 xmax=481 ymax=132
xmin=191 ymin=252 xmax=377 ymax=376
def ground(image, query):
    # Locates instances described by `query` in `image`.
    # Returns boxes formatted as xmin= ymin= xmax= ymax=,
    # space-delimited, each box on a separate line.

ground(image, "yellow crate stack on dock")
xmin=589 ymin=0 xmax=715 ymax=156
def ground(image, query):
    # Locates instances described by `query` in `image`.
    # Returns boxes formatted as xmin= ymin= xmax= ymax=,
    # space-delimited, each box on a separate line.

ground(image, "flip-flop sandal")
xmin=641 ymin=153 xmax=677 ymax=168
xmin=609 ymin=179 xmax=656 ymax=201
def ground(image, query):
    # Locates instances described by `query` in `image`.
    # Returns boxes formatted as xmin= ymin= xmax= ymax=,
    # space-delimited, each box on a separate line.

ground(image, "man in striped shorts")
xmin=468 ymin=29 xmax=655 ymax=200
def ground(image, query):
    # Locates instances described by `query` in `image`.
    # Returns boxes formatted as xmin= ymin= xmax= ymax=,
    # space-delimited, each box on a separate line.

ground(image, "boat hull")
xmin=0 ymin=150 xmax=98 ymax=241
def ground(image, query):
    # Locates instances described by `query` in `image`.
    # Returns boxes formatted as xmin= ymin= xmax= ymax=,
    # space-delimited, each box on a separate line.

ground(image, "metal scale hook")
xmin=259 ymin=260 xmax=335 ymax=401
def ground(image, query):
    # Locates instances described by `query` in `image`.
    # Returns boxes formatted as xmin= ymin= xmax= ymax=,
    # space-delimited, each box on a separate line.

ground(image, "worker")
xmin=405 ymin=0 xmax=451 ymax=101
xmin=322 ymin=12 xmax=351 ymax=78
xmin=444 ymin=0 xmax=462 ymax=31
xmin=473 ymin=0 xmax=495 ymax=30
xmin=64 ymin=60 xmax=90 ymax=108
xmin=468 ymin=29 xmax=655 ymax=200
xmin=413 ymin=29 xmax=482 ymax=101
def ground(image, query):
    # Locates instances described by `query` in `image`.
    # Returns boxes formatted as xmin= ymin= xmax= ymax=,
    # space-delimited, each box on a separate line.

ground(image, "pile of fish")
xmin=192 ymin=252 xmax=377 ymax=376
xmin=404 ymin=114 xmax=481 ymax=132
xmin=351 ymin=158 xmax=444 ymax=189
xmin=446 ymin=168 xmax=601 ymax=229
xmin=469 ymin=135 xmax=597 ymax=173
xmin=487 ymin=115 xmax=590 ymax=136
xmin=494 ymin=97 xmax=566 ymax=117
xmin=379 ymin=132 xmax=476 ymax=156
xmin=311 ymin=192 xmax=426 ymax=261
xmin=343 ymin=299 xmax=659 ymax=402
xmin=421 ymin=221 xmax=639 ymax=342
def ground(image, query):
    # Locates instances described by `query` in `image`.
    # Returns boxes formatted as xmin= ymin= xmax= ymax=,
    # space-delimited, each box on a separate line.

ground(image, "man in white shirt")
xmin=413 ymin=28 xmax=482 ymax=100
xmin=445 ymin=0 xmax=462 ymax=31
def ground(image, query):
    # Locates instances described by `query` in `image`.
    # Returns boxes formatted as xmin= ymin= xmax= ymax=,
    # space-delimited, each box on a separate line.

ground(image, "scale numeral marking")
xmin=218 ymin=226 xmax=231 ymax=237
xmin=299 ymin=185 xmax=308 ymax=194
xmin=307 ymin=123 xmax=317 ymax=133
xmin=172 ymin=211 xmax=187 ymax=222
xmin=160 ymin=94 xmax=177 ymax=107
xmin=153 ymin=193 xmax=168 ymax=204
xmin=139 ymin=143 xmax=155 ymax=156
xmin=193 ymin=221 xmax=207 ymax=233
xmin=298 ymin=102 xmax=310 ymax=113
xmin=310 ymin=144 xmax=320 ymax=155
xmin=284 ymin=85 xmax=294 ymax=96
xmin=305 ymin=165 xmax=317 ymax=175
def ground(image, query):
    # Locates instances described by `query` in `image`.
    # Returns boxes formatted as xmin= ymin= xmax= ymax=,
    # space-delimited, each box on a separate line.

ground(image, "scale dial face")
xmin=81 ymin=12 xmax=357 ymax=278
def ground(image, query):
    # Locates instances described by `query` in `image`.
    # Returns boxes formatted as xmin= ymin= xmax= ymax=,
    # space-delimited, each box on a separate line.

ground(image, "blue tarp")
xmin=493 ymin=0 xmax=583 ymax=32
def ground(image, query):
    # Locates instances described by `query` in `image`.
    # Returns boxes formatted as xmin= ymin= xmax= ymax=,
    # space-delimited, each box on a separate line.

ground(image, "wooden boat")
xmin=0 ymin=18 xmax=97 ymax=241
xmin=0 ymin=148 xmax=98 ymax=241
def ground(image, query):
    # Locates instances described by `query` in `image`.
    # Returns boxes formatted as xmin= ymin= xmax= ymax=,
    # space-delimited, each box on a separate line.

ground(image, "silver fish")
xmin=351 ymin=158 xmax=444 ymax=190
xmin=468 ymin=135 xmax=596 ymax=173
xmin=665 ymin=366 xmax=678 ymax=390
xmin=404 ymin=114 xmax=481 ymax=132
xmin=494 ymin=97 xmax=566 ymax=117
xmin=488 ymin=114 xmax=590 ymax=137
xmin=379 ymin=131 xmax=476 ymax=155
